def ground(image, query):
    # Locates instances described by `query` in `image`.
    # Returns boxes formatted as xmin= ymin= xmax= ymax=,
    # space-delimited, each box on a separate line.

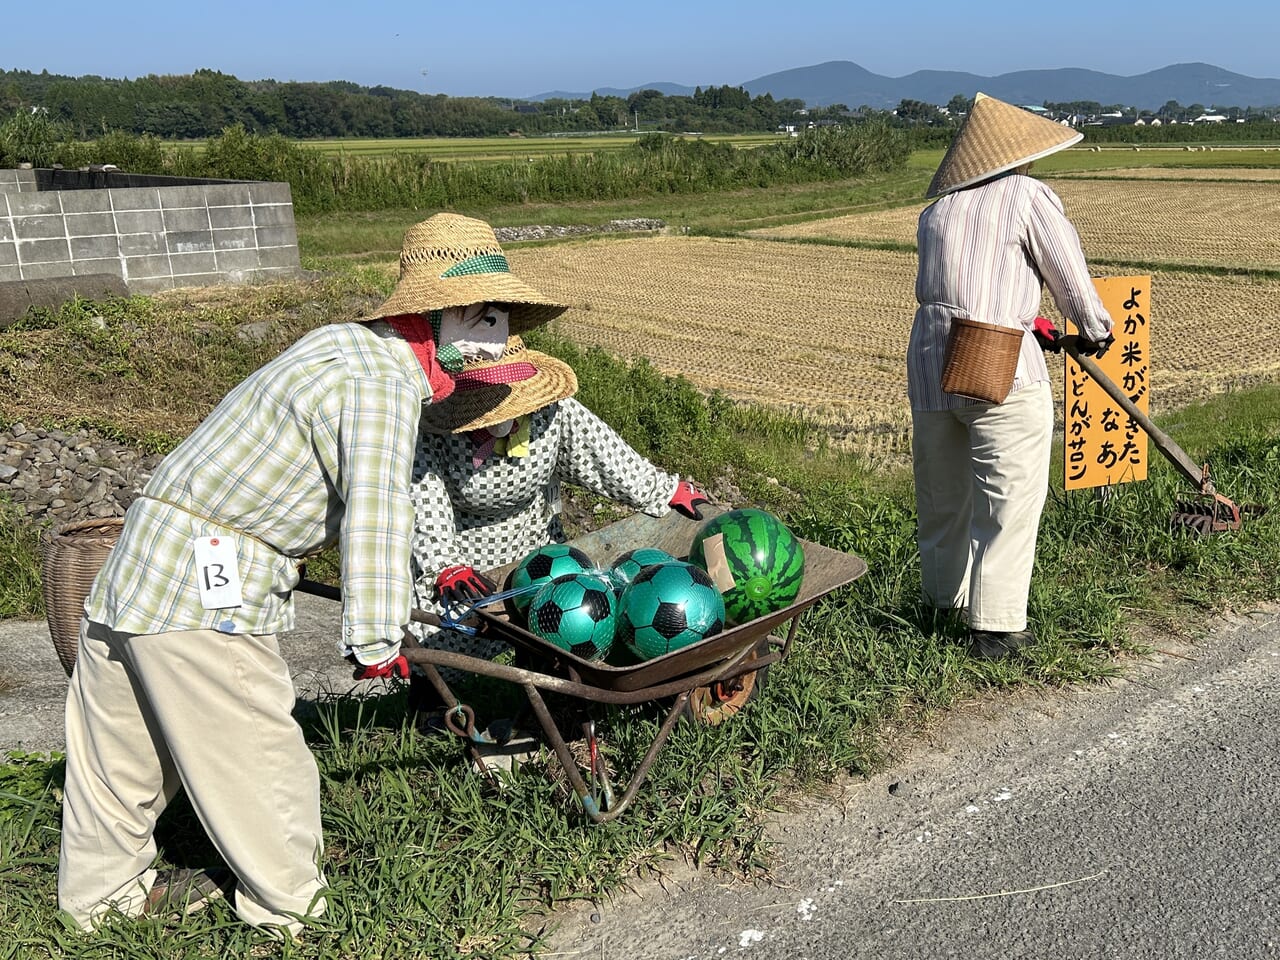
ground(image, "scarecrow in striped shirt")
xmin=908 ymin=93 xmax=1115 ymax=660
xmin=357 ymin=214 xmax=711 ymax=716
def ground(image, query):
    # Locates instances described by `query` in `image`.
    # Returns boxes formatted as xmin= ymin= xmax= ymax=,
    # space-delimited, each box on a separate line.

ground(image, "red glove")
xmin=350 ymin=653 xmax=410 ymax=681
xmin=435 ymin=565 xmax=495 ymax=606
xmin=669 ymin=480 xmax=710 ymax=520
xmin=1032 ymin=317 xmax=1062 ymax=353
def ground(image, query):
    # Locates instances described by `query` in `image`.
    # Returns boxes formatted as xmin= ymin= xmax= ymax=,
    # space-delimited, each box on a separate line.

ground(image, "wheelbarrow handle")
xmin=294 ymin=577 xmax=445 ymax=628
xmin=1061 ymin=336 xmax=1212 ymax=494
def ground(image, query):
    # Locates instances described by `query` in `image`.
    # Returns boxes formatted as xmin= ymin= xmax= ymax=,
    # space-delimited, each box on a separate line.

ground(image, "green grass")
xmin=3 ymin=146 xmax=1280 ymax=956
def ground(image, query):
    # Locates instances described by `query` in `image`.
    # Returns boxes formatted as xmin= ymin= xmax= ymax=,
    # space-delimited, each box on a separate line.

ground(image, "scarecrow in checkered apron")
xmin=359 ymin=214 xmax=711 ymax=711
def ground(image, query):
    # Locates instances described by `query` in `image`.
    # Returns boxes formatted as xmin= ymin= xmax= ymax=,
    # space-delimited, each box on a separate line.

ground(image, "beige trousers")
xmin=911 ymin=381 xmax=1053 ymax=632
xmin=59 ymin=621 xmax=326 ymax=935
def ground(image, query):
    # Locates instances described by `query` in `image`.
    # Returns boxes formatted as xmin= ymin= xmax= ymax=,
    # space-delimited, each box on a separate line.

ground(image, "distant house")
xmin=513 ymin=104 xmax=540 ymax=115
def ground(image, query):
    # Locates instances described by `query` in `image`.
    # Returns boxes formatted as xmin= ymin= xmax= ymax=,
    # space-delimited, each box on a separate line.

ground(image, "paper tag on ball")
xmin=700 ymin=532 xmax=736 ymax=592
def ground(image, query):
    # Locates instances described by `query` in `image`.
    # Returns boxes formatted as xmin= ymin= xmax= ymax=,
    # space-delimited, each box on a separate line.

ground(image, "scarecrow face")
xmin=438 ymin=302 xmax=510 ymax=362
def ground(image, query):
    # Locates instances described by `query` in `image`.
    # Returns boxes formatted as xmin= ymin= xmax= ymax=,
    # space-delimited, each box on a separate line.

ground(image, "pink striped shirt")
xmin=908 ymin=173 xmax=1114 ymax=411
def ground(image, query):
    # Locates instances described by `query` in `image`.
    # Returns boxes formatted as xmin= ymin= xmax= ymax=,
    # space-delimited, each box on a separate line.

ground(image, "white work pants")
xmin=59 ymin=621 xmax=326 ymax=935
xmin=911 ymin=382 xmax=1053 ymax=632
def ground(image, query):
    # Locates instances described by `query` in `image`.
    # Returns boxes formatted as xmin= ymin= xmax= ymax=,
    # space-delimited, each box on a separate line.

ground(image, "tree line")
xmin=0 ymin=68 xmax=848 ymax=139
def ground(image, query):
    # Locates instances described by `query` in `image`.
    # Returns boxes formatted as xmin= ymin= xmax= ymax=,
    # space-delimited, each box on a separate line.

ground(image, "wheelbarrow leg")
xmin=522 ymin=681 xmax=690 ymax=825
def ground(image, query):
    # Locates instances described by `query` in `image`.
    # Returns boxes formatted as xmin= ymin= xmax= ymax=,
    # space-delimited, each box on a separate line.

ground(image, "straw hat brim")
xmin=419 ymin=347 xmax=578 ymax=434
xmin=364 ymin=270 xmax=568 ymax=334
xmin=927 ymin=93 xmax=1083 ymax=199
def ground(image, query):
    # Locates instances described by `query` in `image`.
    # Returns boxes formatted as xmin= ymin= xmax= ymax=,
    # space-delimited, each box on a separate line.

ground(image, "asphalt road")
xmin=545 ymin=604 xmax=1280 ymax=959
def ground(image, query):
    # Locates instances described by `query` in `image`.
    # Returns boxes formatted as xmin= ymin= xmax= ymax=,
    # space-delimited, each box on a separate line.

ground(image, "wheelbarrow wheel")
xmin=681 ymin=638 xmax=770 ymax=727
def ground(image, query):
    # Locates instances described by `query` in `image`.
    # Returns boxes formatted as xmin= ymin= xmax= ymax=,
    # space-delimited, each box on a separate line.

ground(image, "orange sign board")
xmin=1063 ymin=276 xmax=1152 ymax=490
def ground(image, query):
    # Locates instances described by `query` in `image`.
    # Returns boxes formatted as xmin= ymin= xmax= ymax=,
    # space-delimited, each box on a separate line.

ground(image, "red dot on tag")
xmin=210 ymin=538 xmax=219 ymax=546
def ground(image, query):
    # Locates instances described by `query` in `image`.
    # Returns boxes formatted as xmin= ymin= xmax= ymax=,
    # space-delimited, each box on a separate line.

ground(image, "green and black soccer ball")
xmin=688 ymin=508 xmax=805 ymax=626
xmin=607 ymin=547 xmax=676 ymax=591
xmin=527 ymin=572 xmax=617 ymax=661
xmin=508 ymin=543 xmax=595 ymax=617
xmin=617 ymin=560 xmax=725 ymax=660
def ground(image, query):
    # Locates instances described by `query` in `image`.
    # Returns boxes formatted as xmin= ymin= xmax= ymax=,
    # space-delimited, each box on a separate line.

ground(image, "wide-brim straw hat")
xmin=364 ymin=213 xmax=568 ymax=334
xmin=926 ymin=92 xmax=1083 ymax=199
xmin=419 ymin=335 xmax=578 ymax=434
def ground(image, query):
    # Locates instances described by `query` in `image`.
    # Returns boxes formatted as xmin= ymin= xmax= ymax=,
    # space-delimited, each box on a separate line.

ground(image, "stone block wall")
xmin=0 ymin=171 xmax=302 ymax=294
xmin=0 ymin=168 xmax=38 ymax=195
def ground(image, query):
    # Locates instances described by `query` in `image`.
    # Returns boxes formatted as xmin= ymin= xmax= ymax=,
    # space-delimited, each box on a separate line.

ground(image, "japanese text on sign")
xmin=1064 ymin=276 xmax=1152 ymax=490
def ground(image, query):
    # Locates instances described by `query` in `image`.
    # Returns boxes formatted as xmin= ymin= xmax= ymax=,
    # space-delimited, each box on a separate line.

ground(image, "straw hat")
xmin=926 ymin=93 xmax=1083 ymax=199
xmin=419 ymin=336 xmax=578 ymax=434
xmin=365 ymin=213 xmax=567 ymax=333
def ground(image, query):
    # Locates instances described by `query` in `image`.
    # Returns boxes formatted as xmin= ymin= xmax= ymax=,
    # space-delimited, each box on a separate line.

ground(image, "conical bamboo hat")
xmin=926 ymin=93 xmax=1083 ymax=198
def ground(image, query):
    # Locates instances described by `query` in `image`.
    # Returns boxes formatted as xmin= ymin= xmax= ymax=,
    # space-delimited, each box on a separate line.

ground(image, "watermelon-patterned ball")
xmin=527 ymin=573 xmax=617 ymax=661
xmin=688 ymin=508 xmax=805 ymax=626
xmin=607 ymin=547 xmax=676 ymax=591
xmin=617 ymin=561 xmax=725 ymax=660
xmin=508 ymin=544 xmax=594 ymax=616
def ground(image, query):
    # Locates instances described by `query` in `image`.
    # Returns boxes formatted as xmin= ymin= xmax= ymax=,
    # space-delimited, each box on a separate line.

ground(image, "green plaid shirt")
xmin=86 ymin=322 xmax=432 ymax=665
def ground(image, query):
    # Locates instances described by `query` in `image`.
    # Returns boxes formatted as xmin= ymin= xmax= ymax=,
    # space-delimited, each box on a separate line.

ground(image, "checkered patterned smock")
xmin=407 ymin=397 xmax=678 ymax=659
xmin=85 ymin=322 xmax=432 ymax=666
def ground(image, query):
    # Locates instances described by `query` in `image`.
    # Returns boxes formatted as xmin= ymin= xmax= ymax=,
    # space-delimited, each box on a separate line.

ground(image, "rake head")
xmin=1170 ymin=492 xmax=1243 ymax=536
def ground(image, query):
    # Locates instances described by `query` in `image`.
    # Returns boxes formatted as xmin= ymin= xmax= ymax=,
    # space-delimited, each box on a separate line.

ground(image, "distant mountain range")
xmin=528 ymin=62 xmax=1280 ymax=111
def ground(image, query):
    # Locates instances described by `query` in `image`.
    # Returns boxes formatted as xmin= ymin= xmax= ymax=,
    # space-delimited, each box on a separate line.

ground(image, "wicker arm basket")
xmin=40 ymin=517 xmax=124 ymax=676
xmin=939 ymin=317 xmax=1025 ymax=404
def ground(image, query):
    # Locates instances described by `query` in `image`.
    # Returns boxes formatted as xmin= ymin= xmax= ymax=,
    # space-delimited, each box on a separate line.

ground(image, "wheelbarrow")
xmin=298 ymin=506 xmax=867 ymax=823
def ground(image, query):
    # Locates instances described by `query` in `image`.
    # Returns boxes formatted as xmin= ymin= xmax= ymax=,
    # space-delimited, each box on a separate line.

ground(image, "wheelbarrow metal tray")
xmin=473 ymin=508 xmax=867 ymax=694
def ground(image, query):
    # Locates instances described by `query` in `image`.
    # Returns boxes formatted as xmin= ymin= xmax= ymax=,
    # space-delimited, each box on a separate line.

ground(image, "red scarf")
xmin=386 ymin=315 xmax=455 ymax=403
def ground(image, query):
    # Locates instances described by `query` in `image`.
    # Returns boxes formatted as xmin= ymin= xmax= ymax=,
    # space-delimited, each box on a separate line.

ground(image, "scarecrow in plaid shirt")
xmin=57 ymin=215 xmax=506 ymax=936
xmin=356 ymin=215 xmax=711 ymax=714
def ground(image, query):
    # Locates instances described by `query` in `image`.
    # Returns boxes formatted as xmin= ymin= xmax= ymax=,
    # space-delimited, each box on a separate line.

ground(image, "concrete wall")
xmin=0 ymin=168 xmax=38 ymax=195
xmin=0 ymin=172 xmax=302 ymax=294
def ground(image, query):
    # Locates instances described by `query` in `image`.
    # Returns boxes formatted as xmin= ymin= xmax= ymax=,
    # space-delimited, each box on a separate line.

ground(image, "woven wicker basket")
xmin=41 ymin=517 xmax=123 ymax=676
xmin=939 ymin=317 xmax=1024 ymax=403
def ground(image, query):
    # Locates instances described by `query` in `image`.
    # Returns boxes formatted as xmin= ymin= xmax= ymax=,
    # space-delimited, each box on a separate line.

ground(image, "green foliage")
xmin=0 ymin=108 xmax=64 ymax=166
xmin=17 ymin=118 xmax=913 ymax=216
xmin=0 ymin=502 xmax=44 ymax=619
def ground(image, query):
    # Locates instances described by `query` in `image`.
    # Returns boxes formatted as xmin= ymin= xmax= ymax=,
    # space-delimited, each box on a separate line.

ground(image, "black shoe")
xmin=968 ymin=629 xmax=1036 ymax=660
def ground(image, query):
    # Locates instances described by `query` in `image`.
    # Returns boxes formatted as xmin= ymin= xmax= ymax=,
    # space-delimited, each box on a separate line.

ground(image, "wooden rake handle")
xmin=1061 ymin=337 xmax=1213 ymax=495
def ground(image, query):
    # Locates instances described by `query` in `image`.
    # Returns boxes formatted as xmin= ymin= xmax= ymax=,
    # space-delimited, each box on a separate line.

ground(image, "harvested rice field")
xmin=750 ymin=178 xmax=1280 ymax=271
xmin=506 ymin=236 xmax=1280 ymax=461
xmin=1053 ymin=166 xmax=1280 ymax=181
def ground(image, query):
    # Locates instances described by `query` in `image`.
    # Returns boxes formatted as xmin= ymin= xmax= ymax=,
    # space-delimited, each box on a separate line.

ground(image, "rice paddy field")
xmin=487 ymin=163 xmax=1280 ymax=461
xmin=748 ymin=175 xmax=1280 ymax=270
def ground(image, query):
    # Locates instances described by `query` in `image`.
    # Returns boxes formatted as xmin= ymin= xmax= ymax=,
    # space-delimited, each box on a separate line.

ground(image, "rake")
xmin=1061 ymin=337 xmax=1246 ymax=536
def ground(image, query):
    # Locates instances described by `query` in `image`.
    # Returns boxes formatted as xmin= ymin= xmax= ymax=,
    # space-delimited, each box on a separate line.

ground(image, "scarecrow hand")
xmin=435 ymin=565 xmax=495 ymax=607
xmin=1076 ymin=332 xmax=1116 ymax=359
xmin=1032 ymin=317 xmax=1062 ymax=353
xmin=669 ymin=480 xmax=711 ymax=521
xmin=348 ymin=653 xmax=410 ymax=681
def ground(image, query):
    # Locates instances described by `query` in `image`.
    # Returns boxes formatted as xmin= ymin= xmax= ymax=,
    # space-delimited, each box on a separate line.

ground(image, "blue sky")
xmin=5 ymin=0 xmax=1278 ymax=98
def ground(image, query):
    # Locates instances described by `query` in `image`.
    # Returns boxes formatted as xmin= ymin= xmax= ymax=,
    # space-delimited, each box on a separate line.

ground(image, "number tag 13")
xmin=192 ymin=536 xmax=244 ymax=610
